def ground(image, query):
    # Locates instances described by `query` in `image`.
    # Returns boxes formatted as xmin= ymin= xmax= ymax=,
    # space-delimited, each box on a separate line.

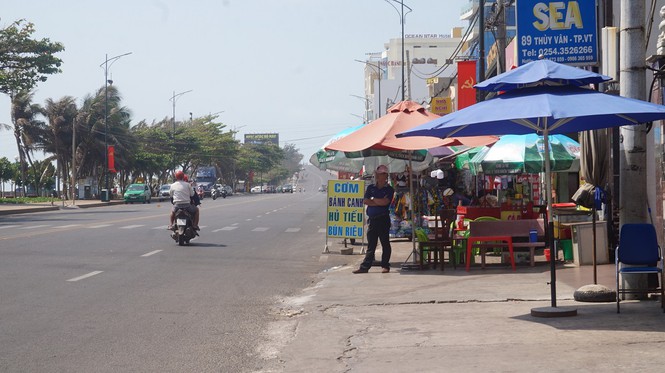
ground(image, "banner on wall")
xmin=457 ymin=60 xmax=477 ymax=109
xmin=326 ymin=179 xmax=365 ymax=239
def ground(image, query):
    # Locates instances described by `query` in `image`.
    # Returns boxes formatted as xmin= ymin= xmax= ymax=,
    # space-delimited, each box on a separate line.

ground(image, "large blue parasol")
xmin=396 ymin=59 xmax=665 ymax=315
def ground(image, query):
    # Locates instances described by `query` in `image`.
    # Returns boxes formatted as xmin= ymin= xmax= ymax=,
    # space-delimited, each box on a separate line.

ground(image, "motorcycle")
xmin=171 ymin=207 xmax=198 ymax=245
xmin=197 ymin=188 xmax=205 ymax=200
xmin=211 ymin=187 xmax=227 ymax=200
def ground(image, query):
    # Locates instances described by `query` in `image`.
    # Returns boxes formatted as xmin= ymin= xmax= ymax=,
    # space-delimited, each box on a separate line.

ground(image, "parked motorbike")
xmin=171 ymin=207 xmax=198 ymax=245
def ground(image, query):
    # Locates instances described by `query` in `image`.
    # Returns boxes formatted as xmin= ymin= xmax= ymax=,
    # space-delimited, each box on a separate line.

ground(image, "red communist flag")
xmin=457 ymin=60 xmax=477 ymax=110
xmin=108 ymin=145 xmax=117 ymax=173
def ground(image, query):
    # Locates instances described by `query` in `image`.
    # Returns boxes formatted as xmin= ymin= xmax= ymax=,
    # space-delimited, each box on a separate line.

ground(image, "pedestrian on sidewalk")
xmin=353 ymin=165 xmax=395 ymax=274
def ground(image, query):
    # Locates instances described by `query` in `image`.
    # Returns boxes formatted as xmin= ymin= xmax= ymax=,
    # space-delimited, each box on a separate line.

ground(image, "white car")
xmin=250 ymin=186 xmax=263 ymax=193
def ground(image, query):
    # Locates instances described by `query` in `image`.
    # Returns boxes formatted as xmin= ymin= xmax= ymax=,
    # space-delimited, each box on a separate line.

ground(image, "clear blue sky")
xmin=1 ymin=0 xmax=468 ymax=166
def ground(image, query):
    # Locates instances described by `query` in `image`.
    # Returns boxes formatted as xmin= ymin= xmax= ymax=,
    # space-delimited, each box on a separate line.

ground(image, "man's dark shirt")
xmin=365 ymin=183 xmax=395 ymax=218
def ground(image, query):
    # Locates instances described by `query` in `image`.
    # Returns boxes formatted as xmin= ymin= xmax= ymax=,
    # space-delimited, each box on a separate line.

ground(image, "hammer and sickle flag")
xmin=108 ymin=145 xmax=117 ymax=173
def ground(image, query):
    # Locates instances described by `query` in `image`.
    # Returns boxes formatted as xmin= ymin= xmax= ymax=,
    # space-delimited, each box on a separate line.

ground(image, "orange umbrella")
xmin=325 ymin=101 xmax=497 ymax=152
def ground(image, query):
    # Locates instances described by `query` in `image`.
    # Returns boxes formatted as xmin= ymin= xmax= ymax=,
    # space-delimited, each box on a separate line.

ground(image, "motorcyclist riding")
xmin=168 ymin=170 xmax=200 ymax=230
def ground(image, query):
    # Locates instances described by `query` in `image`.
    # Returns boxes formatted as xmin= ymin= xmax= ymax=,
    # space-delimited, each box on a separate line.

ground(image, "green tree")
xmin=10 ymin=91 xmax=45 ymax=195
xmin=40 ymin=96 xmax=77 ymax=196
xmin=0 ymin=157 xmax=17 ymax=195
xmin=0 ymin=20 xmax=64 ymax=195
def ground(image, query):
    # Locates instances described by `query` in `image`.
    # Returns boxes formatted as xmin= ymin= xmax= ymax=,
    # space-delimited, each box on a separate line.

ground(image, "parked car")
xmin=250 ymin=185 xmax=263 ymax=193
xmin=158 ymin=184 xmax=171 ymax=202
xmin=124 ymin=183 xmax=151 ymax=204
xmin=318 ymin=185 xmax=327 ymax=192
xmin=264 ymin=185 xmax=277 ymax=193
xmin=282 ymin=184 xmax=293 ymax=193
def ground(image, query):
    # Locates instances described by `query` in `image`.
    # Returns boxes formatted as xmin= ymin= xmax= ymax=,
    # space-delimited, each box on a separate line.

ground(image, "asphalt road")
xmin=0 ymin=166 xmax=347 ymax=372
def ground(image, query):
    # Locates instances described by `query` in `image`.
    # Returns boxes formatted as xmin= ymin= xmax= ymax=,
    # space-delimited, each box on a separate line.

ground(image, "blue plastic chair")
xmin=615 ymin=223 xmax=665 ymax=313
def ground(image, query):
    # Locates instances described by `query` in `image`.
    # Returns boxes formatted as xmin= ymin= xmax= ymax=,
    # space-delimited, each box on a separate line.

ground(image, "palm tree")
xmin=40 ymin=96 xmax=77 ymax=197
xmin=10 ymin=91 xmax=45 ymax=196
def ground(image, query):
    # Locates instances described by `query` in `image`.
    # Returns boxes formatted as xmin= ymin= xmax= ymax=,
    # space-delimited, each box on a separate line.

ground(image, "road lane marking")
xmin=88 ymin=224 xmax=112 ymax=229
xmin=285 ymin=228 xmax=301 ymax=232
xmin=232 ymin=223 xmax=239 ymax=226
xmin=0 ymin=225 xmax=20 ymax=230
xmin=213 ymin=226 xmax=238 ymax=232
xmin=20 ymin=224 xmax=51 ymax=230
xmin=67 ymin=271 xmax=103 ymax=282
xmin=318 ymin=228 xmax=326 ymax=233
xmin=252 ymin=227 xmax=269 ymax=232
xmin=53 ymin=224 xmax=81 ymax=229
xmin=120 ymin=224 xmax=144 ymax=229
xmin=141 ymin=250 xmax=162 ymax=257
xmin=152 ymin=226 xmax=167 ymax=230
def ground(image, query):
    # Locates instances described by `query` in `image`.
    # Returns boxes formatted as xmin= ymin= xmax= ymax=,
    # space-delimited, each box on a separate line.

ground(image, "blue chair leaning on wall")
xmin=615 ymin=223 xmax=665 ymax=313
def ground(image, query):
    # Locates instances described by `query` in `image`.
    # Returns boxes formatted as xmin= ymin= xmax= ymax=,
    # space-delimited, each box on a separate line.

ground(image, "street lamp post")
xmin=170 ymin=90 xmax=193 ymax=174
xmin=354 ymin=59 xmax=382 ymax=118
xmin=101 ymin=52 xmax=131 ymax=202
xmin=385 ymin=0 xmax=412 ymax=101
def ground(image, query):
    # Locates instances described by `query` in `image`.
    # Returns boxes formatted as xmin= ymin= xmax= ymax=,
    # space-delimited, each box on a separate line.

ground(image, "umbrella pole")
xmin=409 ymin=151 xmax=417 ymax=264
xmin=531 ymin=127 xmax=577 ymax=317
xmin=592 ymin=203 xmax=597 ymax=284
xmin=543 ymin=132 xmax=557 ymax=308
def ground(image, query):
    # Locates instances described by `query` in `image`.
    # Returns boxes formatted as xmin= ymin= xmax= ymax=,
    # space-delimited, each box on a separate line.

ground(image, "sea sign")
xmin=326 ymin=179 xmax=365 ymax=239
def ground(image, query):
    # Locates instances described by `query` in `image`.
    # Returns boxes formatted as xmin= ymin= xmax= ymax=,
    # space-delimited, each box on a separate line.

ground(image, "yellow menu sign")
xmin=326 ymin=179 xmax=365 ymax=239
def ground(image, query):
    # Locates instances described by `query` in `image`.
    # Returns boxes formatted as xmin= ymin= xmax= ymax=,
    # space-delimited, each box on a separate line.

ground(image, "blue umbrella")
xmin=396 ymin=62 xmax=665 ymax=314
xmin=475 ymin=59 xmax=611 ymax=91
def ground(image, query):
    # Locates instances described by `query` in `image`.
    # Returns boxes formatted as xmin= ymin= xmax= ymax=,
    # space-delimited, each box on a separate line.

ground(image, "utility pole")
xmin=478 ymin=0 xmax=486 ymax=101
xmin=619 ymin=0 xmax=649 ymax=297
xmin=619 ymin=0 xmax=647 ymax=225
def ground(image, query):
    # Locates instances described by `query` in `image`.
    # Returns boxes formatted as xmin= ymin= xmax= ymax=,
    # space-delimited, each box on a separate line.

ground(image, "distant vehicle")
xmin=158 ymin=185 xmax=171 ymax=202
xmin=282 ymin=184 xmax=293 ymax=193
xmin=318 ymin=185 xmax=327 ymax=192
xmin=250 ymin=185 xmax=263 ymax=193
xmin=264 ymin=185 xmax=277 ymax=193
xmin=124 ymin=183 xmax=151 ymax=204
xmin=195 ymin=166 xmax=218 ymax=196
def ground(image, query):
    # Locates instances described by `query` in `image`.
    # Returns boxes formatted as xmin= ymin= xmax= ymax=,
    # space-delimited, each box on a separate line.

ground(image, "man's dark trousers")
xmin=360 ymin=214 xmax=392 ymax=269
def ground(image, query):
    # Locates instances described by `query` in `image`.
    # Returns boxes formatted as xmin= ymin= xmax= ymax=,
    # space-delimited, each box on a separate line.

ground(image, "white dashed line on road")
xmin=66 ymin=271 xmax=103 ymax=282
xmin=88 ymin=224 xmax=112 ymax=229
xmin=318 ymin=228 xmax=326 ymax=233
xmin=285 ymin=228 xmax=301 ymax=232
xmin=20 ymin=224 xmax=51 ymax=230
xmin=252 ymin=227 xmax=269 ymax=232
xmin=141 ymin=250 xmax=162 ymax=257
xmin=53 ymin=224 xmax=81 ymax=229
xmin=0 ymin=225 xmax=19 ymax=230
xmin=120 ymin=225 xmax=144 ymax=229
xmin=213 ymin=226 xmax=238 ymax=232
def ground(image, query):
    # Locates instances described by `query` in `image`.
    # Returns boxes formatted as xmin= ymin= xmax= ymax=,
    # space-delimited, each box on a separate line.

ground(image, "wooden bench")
xmin=465 ymin=219 xmax=546 ymax=271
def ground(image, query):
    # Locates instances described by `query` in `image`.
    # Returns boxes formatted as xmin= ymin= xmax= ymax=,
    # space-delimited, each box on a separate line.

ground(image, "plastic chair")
xmin=615 ymin=223 xmax=665 ymax=313
xmin=416 ymin=228 xmax=441 ymax=270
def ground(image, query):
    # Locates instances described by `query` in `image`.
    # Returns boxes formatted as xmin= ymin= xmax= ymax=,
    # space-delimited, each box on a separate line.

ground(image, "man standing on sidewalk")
xmin=353 ymin=165 xmax=395 ymax=274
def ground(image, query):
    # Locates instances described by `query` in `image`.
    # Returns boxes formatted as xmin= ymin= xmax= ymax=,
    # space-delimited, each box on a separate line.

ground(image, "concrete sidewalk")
xmin=0 ymin=199 xmax=125 ymax=215
xmin=263 ymin=239 xmax=665 ymax=372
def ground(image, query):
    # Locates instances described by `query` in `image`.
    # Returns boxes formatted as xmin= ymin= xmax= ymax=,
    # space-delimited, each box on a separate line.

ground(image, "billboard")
xmin=517 ymin=0 xmax=598 ymax=66
xmin=244 ymin=133 xmax=279 ymax=146
xmin=326 ymin=179 xmax=365 ymax=239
